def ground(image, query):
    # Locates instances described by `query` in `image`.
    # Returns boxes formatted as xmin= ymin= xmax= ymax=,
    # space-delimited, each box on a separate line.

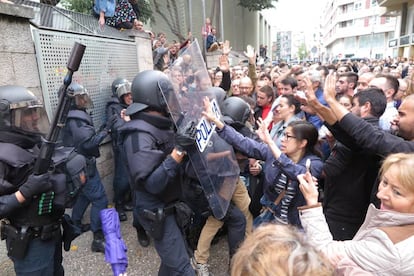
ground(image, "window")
xmin=354 ymin=1 xmax=362 ymax=10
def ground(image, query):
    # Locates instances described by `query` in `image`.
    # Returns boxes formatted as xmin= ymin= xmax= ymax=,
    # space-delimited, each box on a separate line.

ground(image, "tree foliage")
xmin=238 ymin=0 xmax=275 ymax=11
xmin=298 ymin=43 xmax=308 ymax=61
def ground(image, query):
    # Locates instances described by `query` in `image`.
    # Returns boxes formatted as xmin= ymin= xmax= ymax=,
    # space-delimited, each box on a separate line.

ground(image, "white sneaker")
xmin=191 ymin=257 xmax=211 ymax=276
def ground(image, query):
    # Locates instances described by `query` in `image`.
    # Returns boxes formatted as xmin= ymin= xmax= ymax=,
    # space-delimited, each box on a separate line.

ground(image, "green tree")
xmin=238 ymin=0 xmax=276 ymax=11
xmin=297 ymin=43 xmax=308 ymax=61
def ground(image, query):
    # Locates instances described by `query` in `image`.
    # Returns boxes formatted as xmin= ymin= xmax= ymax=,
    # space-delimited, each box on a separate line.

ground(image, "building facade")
xmin=321 ymin=0 xmax=396 ymax=61
xmin=379 ymin=0 xmax=414 ymax=59
xmin=148 ymin=0 xmax=274 ymax=54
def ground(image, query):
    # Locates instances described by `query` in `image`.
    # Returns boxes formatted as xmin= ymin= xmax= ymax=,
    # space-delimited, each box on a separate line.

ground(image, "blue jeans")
xmin=8 ymin=234 xmax=63 ymax=276
xmin=72 ymin=165 xmax=108 ymax=233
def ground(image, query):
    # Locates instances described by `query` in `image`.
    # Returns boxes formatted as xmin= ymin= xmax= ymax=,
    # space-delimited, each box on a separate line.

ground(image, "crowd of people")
xmin=3 ymin=4 xmax=414 ymax=274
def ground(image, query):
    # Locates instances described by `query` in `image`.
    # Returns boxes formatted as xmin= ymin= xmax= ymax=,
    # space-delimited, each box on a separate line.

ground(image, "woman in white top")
xmin=297 ymin=152 xmax=414 ymax=275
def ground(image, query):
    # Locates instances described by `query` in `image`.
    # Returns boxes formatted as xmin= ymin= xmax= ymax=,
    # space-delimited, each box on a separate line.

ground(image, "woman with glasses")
xmin=202 ymin=98 xmax=323 ymax=227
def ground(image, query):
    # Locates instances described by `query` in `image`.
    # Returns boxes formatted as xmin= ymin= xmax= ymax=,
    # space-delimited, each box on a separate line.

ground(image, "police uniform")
xmin=106 ymin=79 xmax=130 ymax=221
xmin=119 ymin=70 xmax=195 ymax=275
xmin=0 ymin=85 xmax=84 ymax=275
xmin=61 ymin=83 xmax=109 ymax=252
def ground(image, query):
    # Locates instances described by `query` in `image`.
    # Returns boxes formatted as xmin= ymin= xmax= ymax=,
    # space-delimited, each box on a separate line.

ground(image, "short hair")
xmin=354 ymin=88 xmax=387 ymax=118
xmin=259 ymin=85 xmax=275 ymax=101
xmin=281 ymin=77 xmax=298 ymax=89
xmin=339 ymin=72 xmax=359 ymax=88
xmin=231 ymin=224 xmax=333 ymax=276
xmin=317 ymin=65 xmax=329 ymax=78
xmin=377 ymin=74 xmax=400 ymax=97
xmin=380 ymin=153 xmax=414 ymax=194
xmin=307 ymin=70 xmax=323 ymax=84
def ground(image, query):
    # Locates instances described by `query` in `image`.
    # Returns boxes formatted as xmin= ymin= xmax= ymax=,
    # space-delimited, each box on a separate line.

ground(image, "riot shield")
xmin=162 ymin=40 xmax=239 ymax=219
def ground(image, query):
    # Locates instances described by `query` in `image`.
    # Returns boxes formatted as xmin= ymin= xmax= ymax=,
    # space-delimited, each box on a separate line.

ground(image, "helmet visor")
xmin=74 ymin=93 xmax=93 ymax=109
xmin=11 ymin=106 xmax=50 ymax=136
xmin=116 ymin=82 xmax=132 ymax=99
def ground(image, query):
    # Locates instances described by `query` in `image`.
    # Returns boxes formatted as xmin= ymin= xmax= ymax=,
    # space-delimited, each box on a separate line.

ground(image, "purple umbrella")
xmin=100 ymin=208 xmax=128 ymax=276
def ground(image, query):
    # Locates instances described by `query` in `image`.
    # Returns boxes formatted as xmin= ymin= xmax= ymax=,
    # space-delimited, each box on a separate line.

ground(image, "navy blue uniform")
xmin=119 ymin=112 xmax=195 ymax=276
xmin=61 ymin=109 xmax=108 ymax=234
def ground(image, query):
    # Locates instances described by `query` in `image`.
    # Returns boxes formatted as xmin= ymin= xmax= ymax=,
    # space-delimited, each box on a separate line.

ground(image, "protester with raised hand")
xmin=297 ymin=152 xmax=414 ymax=275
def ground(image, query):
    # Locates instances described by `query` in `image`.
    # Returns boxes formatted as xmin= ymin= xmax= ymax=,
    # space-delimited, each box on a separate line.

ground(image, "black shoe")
xmin=80 ymin=223 xmax=91 ymax=233
xmin=91 ymin=238 xmax=105 ymax=253
xmin=118 ymin=210 xmax=127 ymax=222
xmin=91 ymin=231 xmax=105 ymax=253
xmin=123 ymin=202 xmax=134 ymax=212
xmin=115 ymin=204 xmax=128 ymax=222
xmin=137 ymin=227 xmax=150 ymax=247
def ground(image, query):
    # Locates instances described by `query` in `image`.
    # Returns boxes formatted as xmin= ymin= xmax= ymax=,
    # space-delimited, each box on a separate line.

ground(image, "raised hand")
xmin=244 ymin=45 xmax=256 ymax=64
xmin=323 ymin=72 xmax=337 ymax=103
xmin=222 ymin=40 xmax=232 ymax=56
xmin=256 ymin=117 xmax=272 ymax=144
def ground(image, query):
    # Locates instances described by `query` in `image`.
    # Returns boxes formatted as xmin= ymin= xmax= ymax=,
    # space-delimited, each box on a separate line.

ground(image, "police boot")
xmin=136 ymin=225 xmax=150 ymax=247
xmin=91 ymin=230 xmax=105 ymax=253
xmin=115 ymin=202 xmax=128 ymax=222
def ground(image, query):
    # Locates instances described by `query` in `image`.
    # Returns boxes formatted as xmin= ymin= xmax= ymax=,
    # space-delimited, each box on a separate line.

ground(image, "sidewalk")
xmin=0 ymin=209 xmax=230 ymax=276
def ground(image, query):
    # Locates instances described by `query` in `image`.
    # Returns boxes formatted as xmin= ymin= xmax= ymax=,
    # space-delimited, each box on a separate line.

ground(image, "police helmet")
xmin=221 ymin=96 xmax=251 ymax=125
xmin=116 ymin=81 xmax=132 ymax=100
xmin=126 ymin=70 xmax=174 ymax=116
xmin=0 ymin=85 xmax=50 ymax=136
xmin=205 ymin=86 xmax=226 ymax=107
xmin=68 ymin=82 xmax=93 ymax=109
xmin=111 ymin=78 xmax=129 ymax=96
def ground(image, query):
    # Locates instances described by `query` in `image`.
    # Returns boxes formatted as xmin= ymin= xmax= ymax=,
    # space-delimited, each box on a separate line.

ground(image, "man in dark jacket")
xmin=323 ymin=88 xmax=386 ymax=240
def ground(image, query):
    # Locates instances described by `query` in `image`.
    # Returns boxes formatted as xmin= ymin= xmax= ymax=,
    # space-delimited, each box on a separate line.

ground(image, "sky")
xmin=262 ymin=0 xmax=326 ymax=32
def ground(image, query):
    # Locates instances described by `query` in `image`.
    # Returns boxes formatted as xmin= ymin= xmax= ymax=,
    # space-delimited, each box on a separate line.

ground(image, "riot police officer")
xmin=106 ymin=78 xmax=132 ymax=222
xmin=106 ymin=78 xmax=149 ymax=247
xmin=61 ymin=82 xmax=109 ymax=253
xmin=118 ymin=70 xmax=195 ymax=275
xmin=0 ymin=85 xmax=66 ymax=275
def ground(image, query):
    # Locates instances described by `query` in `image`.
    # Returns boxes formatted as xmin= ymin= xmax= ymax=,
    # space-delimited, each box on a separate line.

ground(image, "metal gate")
xmin=14 ymin=0 xmax=142 ymax=128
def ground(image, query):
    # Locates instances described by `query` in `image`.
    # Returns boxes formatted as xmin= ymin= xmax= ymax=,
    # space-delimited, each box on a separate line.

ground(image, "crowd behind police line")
xmin=2 ymin=32 xmax=414 ymax=275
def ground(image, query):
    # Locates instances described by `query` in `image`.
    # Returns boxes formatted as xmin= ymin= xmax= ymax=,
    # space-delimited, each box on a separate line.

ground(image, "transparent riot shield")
xmin=161 ymin=40 xmax=239 ymax=219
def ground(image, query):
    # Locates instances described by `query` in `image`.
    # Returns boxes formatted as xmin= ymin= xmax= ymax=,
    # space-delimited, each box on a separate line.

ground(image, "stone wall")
xmin=0 ymin=2 xmax=42 ymax=98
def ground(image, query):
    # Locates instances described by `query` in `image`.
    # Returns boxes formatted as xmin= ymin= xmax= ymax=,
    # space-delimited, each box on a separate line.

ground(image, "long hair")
xmin=289 ymin=121 xmax=322 ymax=158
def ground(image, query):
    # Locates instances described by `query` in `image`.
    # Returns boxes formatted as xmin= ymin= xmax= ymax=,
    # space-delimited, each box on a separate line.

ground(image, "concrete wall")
xmin=0 ymin=2 xmax=41 ymax=98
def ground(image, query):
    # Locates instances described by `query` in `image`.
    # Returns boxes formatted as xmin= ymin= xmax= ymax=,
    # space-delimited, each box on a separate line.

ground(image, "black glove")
xmin=99 ymin=114 xmax=118 ymax=133
xmin=175 ymin=120 xmax=197 ymax=152
xmin=105 ymin=114 xmax=119 ymax=133
xmin=19 ymin=173 xmax=52 ymax=199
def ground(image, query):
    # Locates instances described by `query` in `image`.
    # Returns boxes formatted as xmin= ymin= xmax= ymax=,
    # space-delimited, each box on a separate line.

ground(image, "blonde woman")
xmin=231 ymin=224 xmax=333 ymax=276
xmin=298 ymin=152 xmax=414 ymax=275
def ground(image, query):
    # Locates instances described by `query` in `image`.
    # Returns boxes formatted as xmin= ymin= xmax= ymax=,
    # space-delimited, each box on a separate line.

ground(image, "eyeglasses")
xmin=282 ymin=133 xmax=297 ymax=141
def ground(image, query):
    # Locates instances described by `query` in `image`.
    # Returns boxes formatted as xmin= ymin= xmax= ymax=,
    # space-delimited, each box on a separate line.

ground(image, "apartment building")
xmin=321 ymin=0 xmax=396 ymax=61
xmin=379 ymin=0 xmax=414 ymax=58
